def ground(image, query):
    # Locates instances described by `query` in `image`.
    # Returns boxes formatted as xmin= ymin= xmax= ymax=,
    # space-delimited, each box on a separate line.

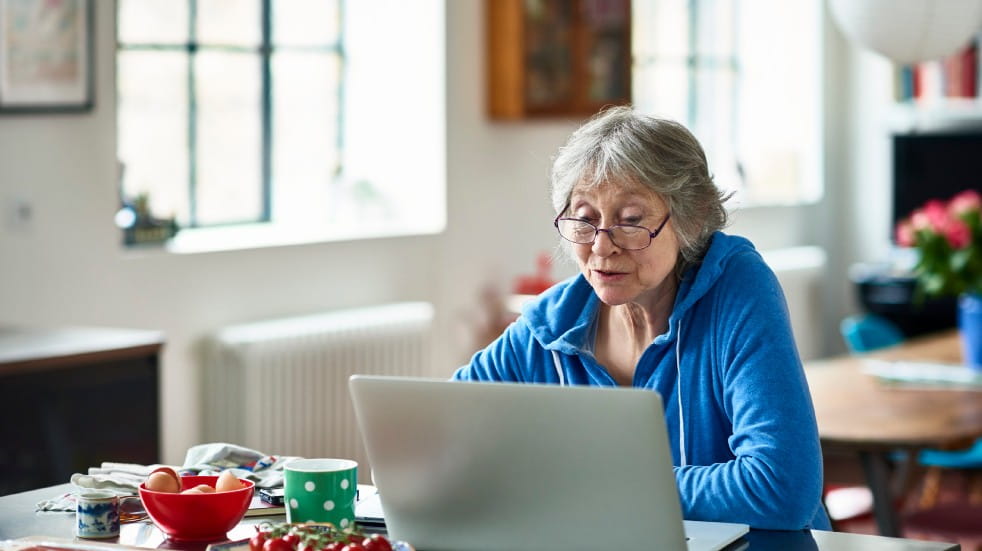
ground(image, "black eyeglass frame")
xmin=553 ymin=213 xmax=672 ymax=250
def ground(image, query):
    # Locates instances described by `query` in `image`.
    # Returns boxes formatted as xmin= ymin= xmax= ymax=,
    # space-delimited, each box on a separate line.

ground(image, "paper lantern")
xmin=828 ymin=0 xmax=982 ymax=64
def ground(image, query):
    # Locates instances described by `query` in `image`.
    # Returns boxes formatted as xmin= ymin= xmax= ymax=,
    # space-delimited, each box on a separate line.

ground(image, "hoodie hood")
xmin=522 ymin=232 xmax=760 ymax=353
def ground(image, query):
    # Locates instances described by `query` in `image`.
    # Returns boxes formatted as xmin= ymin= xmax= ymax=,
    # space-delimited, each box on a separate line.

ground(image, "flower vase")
xmin=958 ymin=293 xmax=982 ymax=372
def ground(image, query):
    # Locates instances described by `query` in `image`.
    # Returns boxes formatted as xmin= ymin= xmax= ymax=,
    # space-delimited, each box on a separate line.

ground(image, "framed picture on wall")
xmin=0 ymin=0 xmax=94 ymax=113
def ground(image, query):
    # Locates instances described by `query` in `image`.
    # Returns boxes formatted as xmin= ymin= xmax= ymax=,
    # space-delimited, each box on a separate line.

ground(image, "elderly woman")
xmin=453 ymin=106 xmax=830 ymax=531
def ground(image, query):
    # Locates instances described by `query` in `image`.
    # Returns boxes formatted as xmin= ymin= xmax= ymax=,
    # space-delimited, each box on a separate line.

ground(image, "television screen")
xmin=892 ymin=131 xmax=982 ymax=241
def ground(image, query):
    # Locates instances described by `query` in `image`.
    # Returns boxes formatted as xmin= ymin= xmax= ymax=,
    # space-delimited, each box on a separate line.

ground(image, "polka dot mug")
xmin=284 ymin=458 xmax=358 ymax=527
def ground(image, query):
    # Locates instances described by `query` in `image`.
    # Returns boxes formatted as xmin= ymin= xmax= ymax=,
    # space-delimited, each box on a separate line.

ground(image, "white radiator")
xmin=203 ymin=302 xmax=433 ymax=482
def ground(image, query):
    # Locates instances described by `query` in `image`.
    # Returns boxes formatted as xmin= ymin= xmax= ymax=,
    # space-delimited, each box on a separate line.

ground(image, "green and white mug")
xmin=284 ymin=458 xmax=358 ymax=528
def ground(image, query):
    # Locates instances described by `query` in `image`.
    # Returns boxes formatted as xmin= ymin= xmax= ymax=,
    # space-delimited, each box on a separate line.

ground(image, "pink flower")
xmin=903 ymin=191 xmax=982 ymax=297
xmin=910 ymin=209 xmax=935 ymax=233
xmin=895 ymin=219 xmax=916 ymax=247
xmin=949 ymin=190 xmax=982 ymax=216
xmin=923 ymin=200 xmax=949 ymax=232
xmin=944 ymin=218 xmax=972 ymax=249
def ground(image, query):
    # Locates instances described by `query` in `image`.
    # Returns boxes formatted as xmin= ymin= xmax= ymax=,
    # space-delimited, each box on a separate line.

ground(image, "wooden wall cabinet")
xmin=487 ymin=0 xmax=632 ymax=120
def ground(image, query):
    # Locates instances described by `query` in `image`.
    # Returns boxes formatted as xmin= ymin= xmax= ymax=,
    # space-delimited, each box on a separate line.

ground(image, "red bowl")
xmin=139 ymin=475 xmax=254 ymax=542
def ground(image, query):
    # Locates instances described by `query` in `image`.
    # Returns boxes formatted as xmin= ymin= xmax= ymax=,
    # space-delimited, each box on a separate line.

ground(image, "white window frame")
xmin=116 ymin=0 xmax=446 ymax=254
xmin=632 ymin=0 xmax=824 ymax=209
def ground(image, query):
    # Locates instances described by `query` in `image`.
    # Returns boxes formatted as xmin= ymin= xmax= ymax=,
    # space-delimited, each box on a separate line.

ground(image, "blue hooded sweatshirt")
xmin=453 ymin=232 xmax=831 ymax=531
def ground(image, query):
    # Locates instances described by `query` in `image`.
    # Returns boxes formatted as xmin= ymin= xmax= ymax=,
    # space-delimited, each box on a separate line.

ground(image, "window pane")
xmin=197 ymin=0 xmax=261 ymax=47
xmin=195 ymin=51 xmax=262 ymax=225
xmin=736 ymin=0 xmax=820 ymax=204
xmin=693 ymin=66 xmax=734 ymax=144
xmin=632 ymin=0 xmax=688 ymax=60
xmin=633 ymin=62 xmax=688 ymax=121
xmin=117 ymin=0 xmax=188 ymax=45
xmin=633 ymin=0 xmax=821 ymax=207
xmin=117 ymin=0 xmax=444 ymax=244
xmin=693 ymin=66 xmax=740 ymax=197
xmin=632 ymin=0 xmax=688 ymax=117
xmin=273 ymin=0 xmax=340 ymax=46
xmin=694 ymin=0 xmax=735 ymax=58
xmin=271 ymin=51 xmax=341 ymax=223
xmin=117 ymin=50 xmax=189 ymax=222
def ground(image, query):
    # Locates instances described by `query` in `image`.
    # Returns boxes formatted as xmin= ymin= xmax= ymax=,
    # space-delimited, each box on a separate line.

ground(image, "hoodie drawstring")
xmin=676 ymin=318 xmax=686 ymax=467
xmin=552 ymin=350 xmax=565 ymax=386
xmin=553 ymin=320 xmax=686 ymax=467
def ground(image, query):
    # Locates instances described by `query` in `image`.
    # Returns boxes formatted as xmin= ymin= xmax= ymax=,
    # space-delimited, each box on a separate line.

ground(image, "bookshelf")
xmin=889 ymin=33 xmax=982 ymax=135
xmin=895 ymin=37 xmax=979 ymax=104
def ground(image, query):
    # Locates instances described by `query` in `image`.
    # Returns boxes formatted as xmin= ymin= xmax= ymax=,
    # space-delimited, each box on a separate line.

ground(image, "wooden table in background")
xmin=805 ymin=330 xmax=982 ymax=537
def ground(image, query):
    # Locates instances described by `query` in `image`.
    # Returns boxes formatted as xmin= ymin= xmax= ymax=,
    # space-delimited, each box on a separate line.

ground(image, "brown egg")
xmin=148 ymin=467 xmax=182 ymax=491
xmin=180 ymin=484 xmax=215 ymax=495
xmin=215 ymin=470 xmax=244 ymax=492
xmin=146 ymin=471 xmax=181 ymax=493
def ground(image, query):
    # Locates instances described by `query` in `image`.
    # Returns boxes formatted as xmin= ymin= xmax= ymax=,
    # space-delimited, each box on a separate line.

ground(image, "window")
xmin=632 ymin=0 xmax=823 ymax=207
xmin=116 ymin=0 xmax=445 ymax=251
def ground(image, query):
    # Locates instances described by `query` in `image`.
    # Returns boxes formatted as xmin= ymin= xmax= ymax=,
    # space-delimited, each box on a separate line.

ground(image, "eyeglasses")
xmin=553 ymin=213 xmax=671 ymax=251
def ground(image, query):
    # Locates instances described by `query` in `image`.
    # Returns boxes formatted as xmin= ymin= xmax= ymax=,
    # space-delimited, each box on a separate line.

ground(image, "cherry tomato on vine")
xmin=340 ymin=544 xmax=366 ymax=551
xmin=361 ymin=535 xmax=393 ymax=551
xmin=281 ymin=534 xmax=301 ymax=547
xmin=322 ymin=544 xmax=345 ymax=551
xmin=263 ymin=537 xmax=295 ymax=551
xmin=249 ymin=532 xmax=268 ymax=551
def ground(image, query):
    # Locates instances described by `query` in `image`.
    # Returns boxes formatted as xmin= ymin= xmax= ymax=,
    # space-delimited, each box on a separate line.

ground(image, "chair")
xmin=839 ymin=314 xmax=905 ymax=353
xmin=916 ymin=438 xmax=982 ymax=508
xmin=836 ymin=314 xmax=982 ymax=548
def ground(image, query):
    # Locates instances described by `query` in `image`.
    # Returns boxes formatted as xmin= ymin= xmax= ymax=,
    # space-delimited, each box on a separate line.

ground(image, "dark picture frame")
xmin=0 ymin=0 xmax=94 ymax=113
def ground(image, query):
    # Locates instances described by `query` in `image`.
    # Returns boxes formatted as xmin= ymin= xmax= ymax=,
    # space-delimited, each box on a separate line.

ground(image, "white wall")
xmin=0 ymin=0 xmax=889 ymax=464
xmin=820 ymin=3 xmax=905 ymax=352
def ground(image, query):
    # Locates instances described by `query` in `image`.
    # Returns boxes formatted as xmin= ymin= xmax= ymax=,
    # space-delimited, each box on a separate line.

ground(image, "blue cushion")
xmin=840 ymin=314 xmax=905 ymax=353
xmin=919 ymin=437 xmax=982 ymax=468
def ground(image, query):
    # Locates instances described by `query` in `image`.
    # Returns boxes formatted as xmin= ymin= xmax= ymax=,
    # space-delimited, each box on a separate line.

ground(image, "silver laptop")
xmin=349 ymin=375 xmax=749 ymax=551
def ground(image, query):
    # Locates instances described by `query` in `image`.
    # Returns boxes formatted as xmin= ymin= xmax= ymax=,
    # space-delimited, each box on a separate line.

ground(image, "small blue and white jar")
xmin=75 ymin=491 xmax=120 ymax=539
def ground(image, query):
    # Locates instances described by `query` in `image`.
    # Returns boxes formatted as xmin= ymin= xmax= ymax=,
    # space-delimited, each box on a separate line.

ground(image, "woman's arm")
xmin=452 ymin=319 xmax=535 ymax=382
xmin=675 ymin=253 xmax=828 ymax=530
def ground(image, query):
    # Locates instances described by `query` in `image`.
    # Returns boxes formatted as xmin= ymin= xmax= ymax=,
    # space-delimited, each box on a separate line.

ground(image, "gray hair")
xmin=550 ymin=105 xmax=730 ymax=277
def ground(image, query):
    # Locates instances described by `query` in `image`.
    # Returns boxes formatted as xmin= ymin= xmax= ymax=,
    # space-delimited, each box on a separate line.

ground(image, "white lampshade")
xmin=829 ymin=0 xmax=982 ymax=64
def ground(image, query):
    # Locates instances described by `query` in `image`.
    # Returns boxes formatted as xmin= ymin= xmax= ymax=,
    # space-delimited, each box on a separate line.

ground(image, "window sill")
xmin=157 ymin=221 xmax=445 ymax=255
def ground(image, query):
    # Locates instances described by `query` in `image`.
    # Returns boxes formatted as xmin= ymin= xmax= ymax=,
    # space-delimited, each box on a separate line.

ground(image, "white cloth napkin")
xmin=35 ymin=442 xmax=302 ymax=512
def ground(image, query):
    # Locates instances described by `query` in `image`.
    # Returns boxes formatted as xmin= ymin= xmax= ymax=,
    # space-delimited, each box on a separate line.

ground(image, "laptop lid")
xmin=349 ymin=375 xmax=748 ymax=551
